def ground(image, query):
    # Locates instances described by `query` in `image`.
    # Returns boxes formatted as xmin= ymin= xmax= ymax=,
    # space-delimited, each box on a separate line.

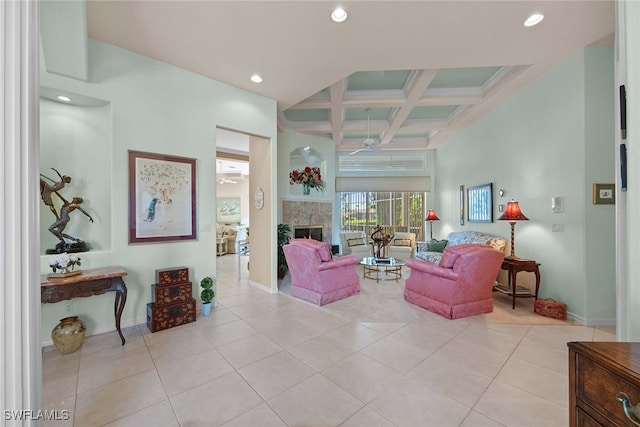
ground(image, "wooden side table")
xmin=41 ymin=266 xmax=128 ymax=345
xmin=216 ymin=237 xmax=227 ymax=256
xmin=494 ymin=257 xmax=540 ymax=309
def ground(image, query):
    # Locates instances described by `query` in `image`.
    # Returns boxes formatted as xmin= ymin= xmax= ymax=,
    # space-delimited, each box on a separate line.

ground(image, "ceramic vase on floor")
xmin=51 ymin=316 xmax=86 ymax=354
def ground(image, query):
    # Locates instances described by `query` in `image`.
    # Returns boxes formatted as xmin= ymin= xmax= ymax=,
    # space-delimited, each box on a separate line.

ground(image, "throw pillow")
xmin=317 ymin=242 xmax=333 ymax=261
xmin=428 ymin=239 xmax=448 ymax=253
xmin=439 ymin=248 xmax=461 ymax=268
xmin=347 ymin=238 xmax=365 ymax=247
xmin=393 ymin=239 xmax=411 ymax=247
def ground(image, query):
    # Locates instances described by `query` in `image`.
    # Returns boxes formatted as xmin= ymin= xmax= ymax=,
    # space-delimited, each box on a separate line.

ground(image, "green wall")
xmin=40 ymin=39 xmax=277 ymax=344
xmin=434 ymin=47 xmax=615 ymax=324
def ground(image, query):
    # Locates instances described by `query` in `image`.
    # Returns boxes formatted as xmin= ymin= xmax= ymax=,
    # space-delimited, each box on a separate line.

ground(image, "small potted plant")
xmin=200 ymin=276 xmax=215 ymax=316
xmin=277 ymin=224 xmax=291 ymax=279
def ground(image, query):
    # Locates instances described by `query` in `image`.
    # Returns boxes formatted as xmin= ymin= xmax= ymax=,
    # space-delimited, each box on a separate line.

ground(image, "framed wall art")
xmin=593 ymin=183 xmax=615 ymax=205
xmin=128 ymin=150 xmax=197 ymax=244
xmin=217 ymin=197 xmax=241 ymax=223
xmin=467 ymin=183 xmax=493 ymax=223
xmin=459 ymin=185 xmax=465 ymax=225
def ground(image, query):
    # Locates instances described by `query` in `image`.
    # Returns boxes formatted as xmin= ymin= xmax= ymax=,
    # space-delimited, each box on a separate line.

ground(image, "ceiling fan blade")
xmin=348 ymin=147 xmax=374 ymax=155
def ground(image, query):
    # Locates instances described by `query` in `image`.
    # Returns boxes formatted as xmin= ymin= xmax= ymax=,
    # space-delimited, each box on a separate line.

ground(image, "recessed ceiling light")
xmin=331 ymin=7 xmax=347 ymax=23
xmin=56 ymin=95 xmax=71 ymax=102
xmin=524 ymin=13 xmax=544 ymax=27
xmin=250 ymin=74 xmax=263 ymax=83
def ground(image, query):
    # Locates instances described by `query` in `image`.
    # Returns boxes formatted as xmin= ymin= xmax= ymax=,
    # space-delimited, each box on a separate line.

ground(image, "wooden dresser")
xmin=569 ymin=342 xmax=640 ymax=426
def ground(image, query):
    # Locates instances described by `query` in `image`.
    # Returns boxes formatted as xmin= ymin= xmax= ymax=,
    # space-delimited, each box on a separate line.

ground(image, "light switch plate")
xmin=552 ymin=223 xmax=564 ymax=232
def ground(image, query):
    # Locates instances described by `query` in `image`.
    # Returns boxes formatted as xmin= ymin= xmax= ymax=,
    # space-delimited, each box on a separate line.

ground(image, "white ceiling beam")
xmin=289 ymin=89 xmax=483 ymax=110
xmin=414 ymin=94 xmax=483 ymax=106
xmin=380 ymin=69 xmax=439 ymax=145
xmin=288 ymin=119 xmax=389 ymax=133
xmin=329 ymin=79 xmax=346 ymax=144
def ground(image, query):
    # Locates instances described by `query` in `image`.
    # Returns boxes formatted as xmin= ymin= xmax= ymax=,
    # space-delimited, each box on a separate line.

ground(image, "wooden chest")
xmin=155 ymin=266 xmax=189 ymax=286
xmin=151 ymin=282 xmax=193 ymax=307
xmin=146 ymin=299 xmax=196 ymax=332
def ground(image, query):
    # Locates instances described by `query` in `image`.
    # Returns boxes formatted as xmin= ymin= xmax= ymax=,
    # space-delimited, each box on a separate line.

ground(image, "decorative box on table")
xmin=147 ymin=266 xmax=196 ymax=332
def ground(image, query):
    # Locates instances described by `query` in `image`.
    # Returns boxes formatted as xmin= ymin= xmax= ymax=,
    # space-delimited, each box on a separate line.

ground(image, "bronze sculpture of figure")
xmin=39 ymin=168 xmax=94 ymax=253
xmin=370 ymin=226 xmax=394 ymax=258
xmin=40 ymin=168 xmax=72 ymax=219
xmin=48 ymin=196 xmax=94 ymax=248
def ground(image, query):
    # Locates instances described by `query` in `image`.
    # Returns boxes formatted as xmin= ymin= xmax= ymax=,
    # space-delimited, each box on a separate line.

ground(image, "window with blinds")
xmin=339 ymin=191 xmax=426 ymax=240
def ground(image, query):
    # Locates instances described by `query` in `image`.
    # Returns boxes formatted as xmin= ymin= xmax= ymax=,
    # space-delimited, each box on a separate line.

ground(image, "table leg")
xmin=510 ymin=270 xmax=517 ymax=309
xmin=113 ymin=279 xmax=127 ymax=345
xmin=534 ymin=268 xmax=541 ymax=299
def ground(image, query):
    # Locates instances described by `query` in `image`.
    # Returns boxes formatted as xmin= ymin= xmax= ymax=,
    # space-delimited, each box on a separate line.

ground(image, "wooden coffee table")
xmin=360 ymin=257 xmax=406 ymax=282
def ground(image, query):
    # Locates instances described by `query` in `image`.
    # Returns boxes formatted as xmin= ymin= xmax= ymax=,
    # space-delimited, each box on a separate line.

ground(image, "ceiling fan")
xmin=349 ymin=108 xmax=377 ymax=155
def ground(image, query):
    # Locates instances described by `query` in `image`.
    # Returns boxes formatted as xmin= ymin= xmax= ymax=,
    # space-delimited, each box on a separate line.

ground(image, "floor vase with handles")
xmin=51 ymin=316 xmax=86 ymax=354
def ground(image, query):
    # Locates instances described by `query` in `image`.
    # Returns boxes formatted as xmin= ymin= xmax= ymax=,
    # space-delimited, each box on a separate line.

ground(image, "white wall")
xmin=435 ymin=47 xmax=615 ymax=324
xmin=40 ymin=39 xmax=277 ymax=342
xmin=616 ymin=0 xmax=640 ymax=340
xmin=277 ymin=128 xmax=337 ymax=243
xmin=40 ymin=100 xmax=112 ymax=252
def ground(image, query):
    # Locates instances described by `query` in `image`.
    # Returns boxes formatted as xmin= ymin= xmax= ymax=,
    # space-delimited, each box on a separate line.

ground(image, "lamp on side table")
xmin=425 ymin=209 xmax=440 ymax=240
xmin=498 ymin=200 xmax=529 ymax=259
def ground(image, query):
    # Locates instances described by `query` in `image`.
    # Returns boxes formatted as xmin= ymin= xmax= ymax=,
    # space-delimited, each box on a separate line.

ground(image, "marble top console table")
xmin=41 ymin=266 xmax=128 ymax=345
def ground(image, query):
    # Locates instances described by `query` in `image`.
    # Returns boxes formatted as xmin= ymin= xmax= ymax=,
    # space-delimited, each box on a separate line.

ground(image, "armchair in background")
xmin=405 ymin=244 xmax=504 ymax=319
xmin=223 ymin=228 xmax=237 ymax=253
xmin=283 ymin=239 xmax=360 ymax=306
xmin=387 ymin=232 xmax=416 ymax=260
xmin=340 ymin=231 xmax=371 ymax=259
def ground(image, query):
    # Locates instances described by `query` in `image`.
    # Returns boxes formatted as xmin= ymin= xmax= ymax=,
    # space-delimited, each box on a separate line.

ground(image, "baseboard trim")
xmin=249 ymin=279 xmax=277 ymax=294
xmin=567 ymin=311 xmax=616 ymax=327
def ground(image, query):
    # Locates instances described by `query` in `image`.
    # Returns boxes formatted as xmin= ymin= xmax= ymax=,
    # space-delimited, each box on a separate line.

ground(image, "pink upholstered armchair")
xmin=404 ymin=244 xmax=504 ymax=319
xmin=283 ymin=239 xmax=360 ymax=306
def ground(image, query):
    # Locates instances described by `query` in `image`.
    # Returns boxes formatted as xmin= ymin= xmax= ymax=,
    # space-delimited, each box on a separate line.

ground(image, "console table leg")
xmin=114 ymin=280 xmax=127 ymax=345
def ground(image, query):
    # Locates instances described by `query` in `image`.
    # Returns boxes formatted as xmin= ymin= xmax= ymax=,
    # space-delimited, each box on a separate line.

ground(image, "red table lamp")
xmin=498 ymin=201 xmax=529 ymax=259
xmin=425 ymin=209 xmax=440 ymax=240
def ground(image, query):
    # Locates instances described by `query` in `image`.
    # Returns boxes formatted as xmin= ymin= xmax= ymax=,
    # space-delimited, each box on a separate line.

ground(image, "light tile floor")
xmin=43 ymin=254 xmax=616 ymax=426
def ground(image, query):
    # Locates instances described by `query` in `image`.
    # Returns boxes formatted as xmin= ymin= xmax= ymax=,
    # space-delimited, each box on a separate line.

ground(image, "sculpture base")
xmin=46 ymin=241 xmax=90 ymax=254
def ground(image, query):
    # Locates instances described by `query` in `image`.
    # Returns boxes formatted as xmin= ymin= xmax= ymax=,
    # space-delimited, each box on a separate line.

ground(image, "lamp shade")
xmin=498 ymin=201 xmax=529 ymax=221
xmin=425 ymin=209 xmax=440 ymax=221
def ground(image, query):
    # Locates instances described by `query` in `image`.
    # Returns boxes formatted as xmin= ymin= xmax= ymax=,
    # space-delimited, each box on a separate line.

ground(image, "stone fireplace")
xmin=293 ymin=225 xmax=323 ymax=241
xmin=282 ymin=201 xmax=332 ymax=243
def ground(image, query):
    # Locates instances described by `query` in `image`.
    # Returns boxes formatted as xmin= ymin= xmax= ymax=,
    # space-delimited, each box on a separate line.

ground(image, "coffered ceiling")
xmin=82 ymin=1 xmax=614 ymax=152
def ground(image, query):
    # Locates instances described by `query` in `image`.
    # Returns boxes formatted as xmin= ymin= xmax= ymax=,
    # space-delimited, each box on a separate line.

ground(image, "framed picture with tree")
xmin=128 ymin=150 xmax=197 ymax=243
